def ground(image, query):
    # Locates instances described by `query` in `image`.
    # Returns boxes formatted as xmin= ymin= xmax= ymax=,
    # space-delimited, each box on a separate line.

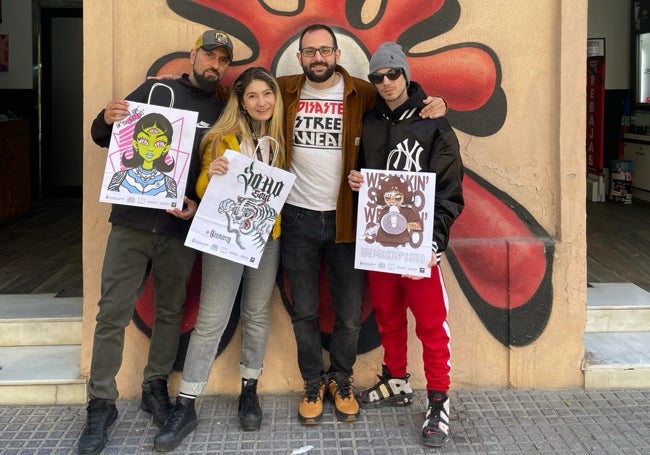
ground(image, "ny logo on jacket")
xmin=387 ymin=137 xmax=424 ymax=172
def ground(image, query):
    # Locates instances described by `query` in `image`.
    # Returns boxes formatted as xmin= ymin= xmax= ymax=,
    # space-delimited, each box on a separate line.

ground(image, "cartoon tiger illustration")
xmin=218 ymin=196 xmax=277 ymax=250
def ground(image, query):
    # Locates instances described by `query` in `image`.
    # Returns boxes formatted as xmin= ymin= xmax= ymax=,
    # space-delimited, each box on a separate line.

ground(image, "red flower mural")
xmin=155 ymin=0 xmax=505 ymax=136
xmin=135 ymin=0 xmax=553 ymax=359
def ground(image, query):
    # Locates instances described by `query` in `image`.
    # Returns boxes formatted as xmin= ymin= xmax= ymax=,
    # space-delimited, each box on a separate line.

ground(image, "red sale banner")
xmin=586 ymin=56 xmax=605 ymax=173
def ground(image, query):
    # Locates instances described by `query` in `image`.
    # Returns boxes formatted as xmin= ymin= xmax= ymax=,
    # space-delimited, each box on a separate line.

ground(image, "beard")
xmin=303 ymin=62 xmax=336 ymax=83
xmin=193 ymin=68 xmax=220 ymax=92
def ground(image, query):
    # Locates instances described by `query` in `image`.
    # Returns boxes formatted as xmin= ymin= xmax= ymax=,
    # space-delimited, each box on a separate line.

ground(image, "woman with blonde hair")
xmin=155 ymin=67 xmax=286 ymax=452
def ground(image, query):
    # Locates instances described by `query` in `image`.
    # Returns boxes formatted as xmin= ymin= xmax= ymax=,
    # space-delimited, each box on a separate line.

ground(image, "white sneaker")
xmin=421 ymin=392 xmax=450 ymax=447
xmin=357 ymin=365 xmax=413 ymax=408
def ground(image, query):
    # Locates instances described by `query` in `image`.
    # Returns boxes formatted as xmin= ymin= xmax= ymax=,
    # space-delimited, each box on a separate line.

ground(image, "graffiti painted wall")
xmin=82 ymin=0 xmax=587 ymax=398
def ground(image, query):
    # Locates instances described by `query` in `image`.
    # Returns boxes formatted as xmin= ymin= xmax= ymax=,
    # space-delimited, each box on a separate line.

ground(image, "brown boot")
xmin=298 ymin=378 xmax=325 ymax=425
xmin=328 ymin=373 xmax=360 ymax=422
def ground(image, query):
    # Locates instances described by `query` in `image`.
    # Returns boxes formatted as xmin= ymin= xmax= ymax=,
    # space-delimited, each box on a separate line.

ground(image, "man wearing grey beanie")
xmin=348 ymin=41 xmax=464 ymax=448
xmin=368 ymin=42 xmax=412 ymax=86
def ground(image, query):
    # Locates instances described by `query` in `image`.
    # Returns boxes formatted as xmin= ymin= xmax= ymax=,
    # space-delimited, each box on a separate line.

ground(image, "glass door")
xmin=637 ymin=33 xmax=650 ymax=104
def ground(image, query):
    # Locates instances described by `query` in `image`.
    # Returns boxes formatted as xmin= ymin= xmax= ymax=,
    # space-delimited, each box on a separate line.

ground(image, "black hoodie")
xmin=90 ymin=75 xmax=226 ymax=238
xmin=358 ymin=81 xmax=464 ymax=253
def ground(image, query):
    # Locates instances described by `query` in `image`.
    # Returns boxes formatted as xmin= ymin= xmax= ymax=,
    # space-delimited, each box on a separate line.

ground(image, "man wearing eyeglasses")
xmin=275 ymin=24 xmax=447 ymax=426
xmin=348 ymin=42 xmax=464 ymax=448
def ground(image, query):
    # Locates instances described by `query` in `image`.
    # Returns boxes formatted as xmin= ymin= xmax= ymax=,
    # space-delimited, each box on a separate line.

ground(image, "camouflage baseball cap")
xmin=194 ymin=30 xmax=233 ymax=60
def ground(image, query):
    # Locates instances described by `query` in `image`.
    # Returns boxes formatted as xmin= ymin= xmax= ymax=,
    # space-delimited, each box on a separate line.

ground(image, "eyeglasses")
xmin=368 ymin=68 xmax=403 ymax=84
xmin=300 ymin=46 xmax=336 ymax=57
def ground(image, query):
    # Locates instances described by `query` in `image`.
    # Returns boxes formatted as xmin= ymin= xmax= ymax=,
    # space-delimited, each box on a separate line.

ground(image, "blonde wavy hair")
xmin=199 ymin=66 xmax=286 ymax=168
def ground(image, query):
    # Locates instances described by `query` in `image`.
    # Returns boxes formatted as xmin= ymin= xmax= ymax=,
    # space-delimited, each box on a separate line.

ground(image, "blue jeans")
xmin=280 ymin=204 xmax=364 ymax=381
xmin=179 ymin=238 xmax=280 ymax=396
xmin=89 ymin=225 xmax=196 ymax=401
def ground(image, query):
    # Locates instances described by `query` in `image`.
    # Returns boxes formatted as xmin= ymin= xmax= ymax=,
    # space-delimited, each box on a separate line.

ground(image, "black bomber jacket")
xmin=90 ymin=75 xmax=226 ymax=238
xmin=358 ymin=81 xmax=464 ymax=253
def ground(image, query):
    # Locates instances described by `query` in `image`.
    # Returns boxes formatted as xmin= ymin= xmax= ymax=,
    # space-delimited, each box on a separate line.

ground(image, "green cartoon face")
xmin=132 ymin=123 xmax=170 ymax=169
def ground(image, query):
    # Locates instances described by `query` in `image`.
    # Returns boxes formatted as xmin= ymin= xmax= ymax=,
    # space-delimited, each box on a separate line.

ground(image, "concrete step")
xmin=0 ymin=294 xmax=82 ymax=345
xmin=583 ymin=331 xmax=650 ymax=388
xmin=0 ymin=344 xmax=86 ymax=404
xmin=586 ymin=283 xmax=650 ymax=332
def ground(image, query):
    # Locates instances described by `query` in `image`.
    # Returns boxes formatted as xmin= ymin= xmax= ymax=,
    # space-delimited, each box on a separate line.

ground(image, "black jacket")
xmin=359 ymin=81 xmax=464 ymax=253
xmin=91 ymin=75 xmax=226 ymax=238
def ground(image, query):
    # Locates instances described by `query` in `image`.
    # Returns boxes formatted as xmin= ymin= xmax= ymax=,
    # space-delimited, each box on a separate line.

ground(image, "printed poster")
xmin=185 ymin=149 xmax=296 ymax=268
xmin=354 ymin=169 xmax=436 ymax=277
xmin=99 ymin=101 xmax=198 ymax=210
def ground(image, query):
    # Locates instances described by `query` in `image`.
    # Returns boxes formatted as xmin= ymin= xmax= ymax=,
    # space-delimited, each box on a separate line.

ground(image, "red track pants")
xmin=367 ymin=265 xmax=451 ymax=393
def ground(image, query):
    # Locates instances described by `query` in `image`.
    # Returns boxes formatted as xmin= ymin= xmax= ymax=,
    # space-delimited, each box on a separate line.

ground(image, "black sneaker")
xmin=154 ymin=396 xmax=198 ymax=452
xmin=238 ymin=378 xmax=262 ymax=431
xmin=141 ymin=378 xmax=173 ymax=427
xmin=77 ymin=398 xmax=118 ymax=455
xmin=358 ymin=364 xmax=413 ymax=408
xmin=421 ymin=391 xmax=450 ymax=447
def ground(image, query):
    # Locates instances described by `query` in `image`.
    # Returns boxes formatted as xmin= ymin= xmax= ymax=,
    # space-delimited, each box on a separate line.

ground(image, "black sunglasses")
xmin=368 ymin=68 xmax=403 ymax=84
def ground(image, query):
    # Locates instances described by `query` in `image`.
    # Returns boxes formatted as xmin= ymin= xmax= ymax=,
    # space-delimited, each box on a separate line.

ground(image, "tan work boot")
xmin=328 ymin=373 xmax=360 ymax=422
xmin=298 ymin=378 xmax=325 ymax=425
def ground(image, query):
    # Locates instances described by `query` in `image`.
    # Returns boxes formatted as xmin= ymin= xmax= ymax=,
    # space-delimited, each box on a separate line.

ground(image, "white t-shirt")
xmin=286 ymin=74 xmax=344 ymax=211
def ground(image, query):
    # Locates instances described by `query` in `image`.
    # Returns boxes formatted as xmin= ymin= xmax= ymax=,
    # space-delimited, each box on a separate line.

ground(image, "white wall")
xmin=0 ymin=0 xmax=33 ymax=89
xmin=588 ymin=0 xmax=630 ymax=89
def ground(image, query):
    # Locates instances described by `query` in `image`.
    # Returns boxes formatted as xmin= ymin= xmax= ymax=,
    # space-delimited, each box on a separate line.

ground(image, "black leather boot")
xmin=141 ymin=378 xmax=174 ymax=427
xmin=77 ymin=398 xmax=118 ymax=455
xmin=153 ymin=396 xmax=198 ymax=452
xmin=238 ymin=378 xmax=262 ymax=431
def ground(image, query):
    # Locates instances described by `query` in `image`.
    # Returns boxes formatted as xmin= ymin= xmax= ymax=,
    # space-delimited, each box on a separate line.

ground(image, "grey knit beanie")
xmin=368 ymin=42 xmax=410 ymax=85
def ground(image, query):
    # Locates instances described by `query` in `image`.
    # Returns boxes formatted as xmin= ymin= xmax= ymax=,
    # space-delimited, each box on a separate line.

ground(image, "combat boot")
xmin=153 ymin=396 xmax=197 ymax=452
xmin=238 ymin=378 xmax=262 ymax=431
xmin=77 ymin=398 xmax=118 ymax=455
xmin=141 ymin=378 xmax=173 ymax=427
